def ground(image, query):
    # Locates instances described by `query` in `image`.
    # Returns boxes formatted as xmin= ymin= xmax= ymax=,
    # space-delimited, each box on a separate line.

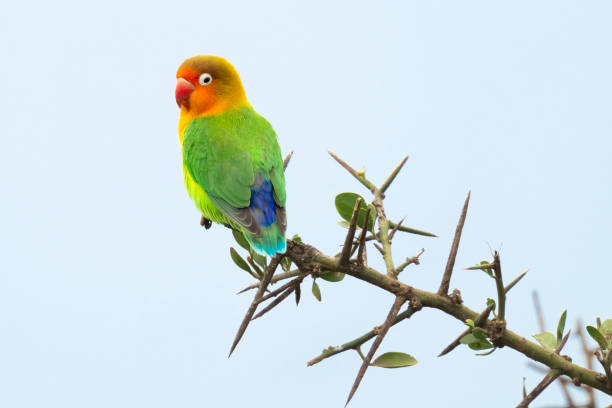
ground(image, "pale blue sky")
xmin=1 ymin=1 xmax=611 ymax=407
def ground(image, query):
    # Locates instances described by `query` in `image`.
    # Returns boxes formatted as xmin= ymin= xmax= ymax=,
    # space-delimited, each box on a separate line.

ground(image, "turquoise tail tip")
xmin=249 ymin=236 xmax=286 ymax=257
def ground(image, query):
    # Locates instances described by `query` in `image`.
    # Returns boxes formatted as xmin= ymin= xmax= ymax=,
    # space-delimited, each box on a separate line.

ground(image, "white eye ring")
xmin=198 ymin=73 xmax=213 ymax=86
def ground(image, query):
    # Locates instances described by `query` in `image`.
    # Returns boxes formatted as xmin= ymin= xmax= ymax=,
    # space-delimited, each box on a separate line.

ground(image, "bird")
xmin=175 ymin=55 xmax=287 ymax=257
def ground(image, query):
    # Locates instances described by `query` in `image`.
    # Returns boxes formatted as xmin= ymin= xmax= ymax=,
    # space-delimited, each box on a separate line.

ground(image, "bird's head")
xmin=175 ymin=55 xmax=250 ymax=116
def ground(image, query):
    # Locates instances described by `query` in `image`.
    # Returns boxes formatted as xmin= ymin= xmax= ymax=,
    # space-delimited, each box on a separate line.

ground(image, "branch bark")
xmin=283 ymin=239 xmax=612 ymax=396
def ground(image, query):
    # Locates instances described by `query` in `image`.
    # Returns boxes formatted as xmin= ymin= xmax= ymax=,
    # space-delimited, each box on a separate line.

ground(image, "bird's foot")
xmin=200 ymin=216 xmax=212 ymax=229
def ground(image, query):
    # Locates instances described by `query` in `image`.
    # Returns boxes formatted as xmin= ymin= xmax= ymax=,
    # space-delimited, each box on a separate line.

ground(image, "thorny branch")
xmin=226 ymin=152 xmax=612 ymax=405
xmin=517 ymin=331 xmax=571 ymax=407
xmin=438 ymin=191 xmax=470 ymax=296
xmin=281 ymin=239 xmax=612 ymax=397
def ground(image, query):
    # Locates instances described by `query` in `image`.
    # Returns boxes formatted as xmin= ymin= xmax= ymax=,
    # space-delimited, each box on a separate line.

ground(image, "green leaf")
xmin=460 ymin=333 xmax=493 ymax=350
xmin=281 ymin=256 xmax=292 ymax=272
xmin=533 ymin=332 xmax=557 ymax=350
xmin=480 ymin=261 xmax=494 ymax=278
xmin=471 ymin=328 xmax=488 ymax=342
xmin=486 ymin=298 xmax=497 ymax=312
xmin=249 ymin=248 xmax=267 ymax=269
xmin=230 ymin=247 xmax=254 ymax=276
xmin=320 ymin=270 xmax=345 ymax=282
xmin=337 ymin=220 xmax=351 ymax=228
xmin=291 ymin=233 xmax=302 ymax=243
xmin=460 ymin=333 xmax=478 ymax=344
xmin=372 ymin=352 xmax=417 ymax=368
xmin=476 ymin=348 xmax=497 ymax=356
xmin=367 ymin=204 xmax=377 ymax=231
xmin=465 ymin=319 xmax=475 ymax=328
xmin=587 ymin=325 xmax=609 ymax=349
xmin=232 ymin=230 xmax=250 ymax=251
xmin=468 ymin=341 xmax=493 ymax=351
xmin=334 ymin=192 xmax=375 ymax=232
xmin=599 ymin=319 xmax=612 ymax=347
xmin=248 ymin=258 xmax=263 ymax=277
xmin=557 ymin=310 xmax=567 ymax=342
xmin=312 ymin=280 xmax=321 ymax=302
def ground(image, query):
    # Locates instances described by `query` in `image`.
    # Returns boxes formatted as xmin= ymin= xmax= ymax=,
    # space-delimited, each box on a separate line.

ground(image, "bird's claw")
xmin=200 ymin=216 xmax=212 ymax=229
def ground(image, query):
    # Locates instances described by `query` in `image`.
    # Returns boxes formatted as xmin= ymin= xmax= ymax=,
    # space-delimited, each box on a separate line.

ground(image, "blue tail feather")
xmin=245 ymin=177 xmax=286 ymax=256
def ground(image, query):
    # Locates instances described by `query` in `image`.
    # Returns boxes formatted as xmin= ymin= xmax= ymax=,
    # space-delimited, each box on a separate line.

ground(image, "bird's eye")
xmin=198 ymin=73 xmax=213 ymax=86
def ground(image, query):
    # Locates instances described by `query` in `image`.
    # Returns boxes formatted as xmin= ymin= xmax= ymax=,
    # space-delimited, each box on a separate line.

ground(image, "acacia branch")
xmin=283 ymin=240 xmax=612 ymax=396
xmin=227 ymin=153 xmax=609 ymax=407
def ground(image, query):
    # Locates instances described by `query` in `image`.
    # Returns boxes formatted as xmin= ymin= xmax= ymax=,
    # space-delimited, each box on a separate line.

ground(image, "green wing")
xmin=182 ymin=107 xmax=286 ymax=234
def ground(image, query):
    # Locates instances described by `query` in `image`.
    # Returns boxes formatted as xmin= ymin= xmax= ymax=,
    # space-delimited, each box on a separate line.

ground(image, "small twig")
xmin=237 ymin=269 xmax=302 ymax=294
xmin=517 ymin=369 xmax=563 ymax=407
xmin=252 ymin=285 xmax=297 ymax=320
xmin=283 ymin=150 xmax=294 ymax=171
xmin=257 ymin=275 xmax=306 ymax=304
xmin=576 ymin=322 xmax=597 ymax=406
xmin=492 ymin=251 xmax=506 ymax=321
xmin=504 ymin=270 xmax=528 ymax=294
xmin=559 ymin=379 xmax=578 ymax=408
xmin=556 ymin=330 xmax=571 ymax=353
xmin=307 ymin=305 xmax=418 ymax=366
xmin=246 ymin=256 xmax=263 ymax=278
xmin=379 ymin=155 xmax=409 ymax=194
xmin=373 ymin=242 xmax=385 ymax=255
xmin=394 ymin=248 xmax=424 ymax=275
xmin=533 ymin=292 xmax=546 ymax=332
xmin=386 ymin=220 xmax=437 ymax=238
xmin=517 ymin=331 xmax=571 ymax=407
xmin=345 ymin=296 xmax=406 ymax=406
xmin=438 ymin=302 xmax=495 ymax=357
xmin=387 ymin=217 xmax=405 ymax=242
xmin=328 ymin=150 xmax=377 ymax=194
xmin=229 ymin=254 xmax=282 ymax=357
xmin=438 ymin=191 xmax=471 ymax=296
xmin=357 ymin=208 xmax=371 ymax=265
xmin=595 ymin=350 xmax=612 ymax=388
xmin=372 ymin=194 xmax=395 ymax=278
xmin=528 ymin=362 xmax=593 ymax=394
xmin=340 ymin=198 xmax=362 ymax=265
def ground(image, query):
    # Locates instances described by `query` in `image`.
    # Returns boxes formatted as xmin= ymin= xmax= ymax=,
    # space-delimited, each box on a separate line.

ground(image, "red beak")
xmin=175 ymin=78 xmax=195 ymax=109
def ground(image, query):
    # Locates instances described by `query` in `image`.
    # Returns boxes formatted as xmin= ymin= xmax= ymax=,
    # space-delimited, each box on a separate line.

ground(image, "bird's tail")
xmin=244 ymin=224 xmax=286 ymax=257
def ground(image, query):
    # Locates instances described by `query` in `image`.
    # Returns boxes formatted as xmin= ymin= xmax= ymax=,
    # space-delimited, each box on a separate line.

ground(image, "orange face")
xmin=175 ymin=55 xmax=249 ymax=117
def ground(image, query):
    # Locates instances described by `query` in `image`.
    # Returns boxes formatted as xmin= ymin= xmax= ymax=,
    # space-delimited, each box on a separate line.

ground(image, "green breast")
xmin=182 ymin=163 xmax=230 ymax=225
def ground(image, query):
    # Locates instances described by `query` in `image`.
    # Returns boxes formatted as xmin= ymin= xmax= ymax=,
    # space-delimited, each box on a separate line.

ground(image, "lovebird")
xmin=175 ymin=55 xmax=287 ymax=256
